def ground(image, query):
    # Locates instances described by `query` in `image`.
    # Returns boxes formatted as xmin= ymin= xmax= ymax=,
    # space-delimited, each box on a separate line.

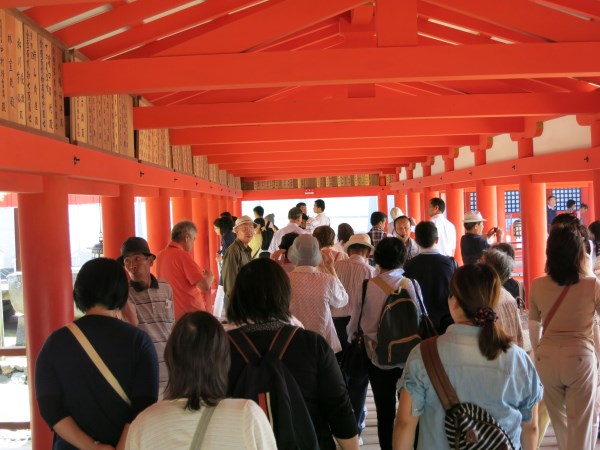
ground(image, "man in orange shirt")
xmin=156 ymin=221 xmax=214 ymax=320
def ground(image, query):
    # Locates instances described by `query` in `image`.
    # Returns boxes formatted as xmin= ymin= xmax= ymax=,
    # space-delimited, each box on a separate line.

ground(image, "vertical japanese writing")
xmin=0 ymin=11 xmax=8 ymax=120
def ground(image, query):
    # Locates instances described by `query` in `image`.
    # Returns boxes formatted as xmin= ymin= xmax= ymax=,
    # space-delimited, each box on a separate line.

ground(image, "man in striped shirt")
xmin=333 ymin=233 xmax=377 ymax=441
xmin=119 ymin=237 xmax=174 ymax=398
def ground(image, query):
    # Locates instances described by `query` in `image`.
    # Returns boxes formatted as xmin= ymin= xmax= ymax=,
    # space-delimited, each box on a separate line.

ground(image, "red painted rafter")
xmin=63 ymin=43 xmax=600 ymax=96
xmin=121 ymin=0 xmax=361 ymax=59
xmin=54 ymin=0 xmax=194 ymax=48
xmin=116 ymin=0 xmax=279 ymax=59
xmin=216 ymin=156 xmax=428 ymax=168
xmin=253 ymin=18 xmax=340 ymax=52
xmin=417 ymin=17 xmax=494 ymax=45
xmin=203 ymin=148 xmax=444 ymax=164
xmin=172 ymin=118 xmax=525 ymax=145
xmin=418 ymin=1 xmax=542 ymax=43
xmin=219 ymin=159 xmax=423 ymax=171
xmin=4 ymin=0 xmax=110 ymax=6
xmin=79 ymin=0 xmax=256 ymax=60
xmin=24 ymin=2 xmax=107 ymax=28
xmin=188 ymin=136 xmax=480 ymax=154
xmin=234 ymin=166 xmax=401 ymax=176
xmin=536 ymin=0 xmax=600 ymax=21
xmin=242 ymin=169 xmax=397 ymax=181
xmin=424 ymin=0 xmax=600 ymax=42
xmin=135 ymin=92 xmax=600 ymax=130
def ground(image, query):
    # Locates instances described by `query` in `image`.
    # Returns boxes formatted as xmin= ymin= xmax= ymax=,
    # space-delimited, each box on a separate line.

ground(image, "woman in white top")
xmin=125 ymin=311 xmax=276 ymax=450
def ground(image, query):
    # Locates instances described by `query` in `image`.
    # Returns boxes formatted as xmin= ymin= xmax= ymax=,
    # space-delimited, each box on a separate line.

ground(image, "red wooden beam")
xmin=24 ymin=3 xmax=107 ymax=28
xmin=0 ymin=126 xmax=241 ymax=197
xmin=54 ymin=0 xmax=194 ymax=48
xmin=4 ymin=1 xmax=108 ymax=5
xmin=204 ymin=147 xmax=443 ymax=164
xmin=63 ymin=43 xmax=600 ymax=96
xmin=425 ymin=0 xmax=600 ymax=42
xmin=167 ymin=118 xmax=524 ymax=144
xmin=79 ymin=0 xmax=255 ymax=60
xmin=152 ymin=0 xmax=365 ymax=57
xmin=0 ymin=171 xmax=42 ymax=193
xmin=239 ymin=167 xmax=398 ymax=178
xmin=391 ymin=146 xmax=600 ymax=190
xmin=142 ymin=92 xmax=600 ymax=130
xmin=242 ymin=185 xmax=389 ymax=198
xmin=231 ymin=162 xmax=407 ymax=173
xmin=377 ymin=0 xmax=417 ymax=46
xmin=218 ymin=158 xmax=423 ymax=170
xmin=417 ymin=1 xmax=542 ymax=43
xmin=189 ymin=136 xmax=480 ymax=154
xmin=535 ymin=0 xmax=600 ymax=21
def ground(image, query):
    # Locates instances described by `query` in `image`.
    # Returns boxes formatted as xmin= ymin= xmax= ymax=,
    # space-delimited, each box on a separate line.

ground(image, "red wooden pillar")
xmin=377 ymin=193 xmax=387 ymax=215
xmin=217 ymin=195 xmax=227 ymax=215
xmin=226 ymin=197 xmax=234 ymax=219
xmin=172 ymin=190 xmax=193 ymax=224
xmin=445 ymin=186 xmax=465 ymax=263
xmin=587 ymin=183 xmax=595 ymax=222
xmin=192 ymin=193 xmax=210 ymax=269
xmin=207 ymin=195 xmax=220 ymax=288
xmin=407 ymin=191 xmax=422 ymax=222
xmin=476 ymin=180 xmax=498 ymax=228
xmin=18 ymin=176 xmax=73 ymax=450
xmin=101 ymin=184 xmax=135 ymax=258
xmin=394 ymin=192 xmax=407 ymax=214
xmin=496 ymin=186 xmax=506 ymax=235
xmin=145 ymin=190 xmax=171 ymax=258
xmin=520 ymin=175 xmax=547 ymax=293
xmin=592 ymin=122 xmax=600 ymax=218
xmin=233 ymin=196 xmax=242 ymax=218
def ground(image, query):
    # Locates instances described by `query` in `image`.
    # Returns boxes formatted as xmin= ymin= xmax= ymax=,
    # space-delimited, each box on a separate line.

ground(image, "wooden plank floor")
xmin=357 ymin=386 xmax=569 ymax=450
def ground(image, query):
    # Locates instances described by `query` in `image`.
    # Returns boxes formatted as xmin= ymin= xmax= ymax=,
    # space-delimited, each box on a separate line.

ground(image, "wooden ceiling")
xmin=10 ymin=0 xmax=600 ymax=181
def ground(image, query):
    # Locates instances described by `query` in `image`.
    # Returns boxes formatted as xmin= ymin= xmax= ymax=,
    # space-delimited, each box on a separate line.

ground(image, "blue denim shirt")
xmin=398 ymin=324 xmax=543 ymax=449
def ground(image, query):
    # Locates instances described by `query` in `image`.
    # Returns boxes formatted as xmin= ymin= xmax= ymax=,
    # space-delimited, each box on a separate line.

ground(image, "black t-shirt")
xmin=404 ymin=252 xmax=456 ymax=332
xmin=35 ymin=315 xmax=158 ymax=449
xmin=460 ymin=233 xmax=491 ymax=265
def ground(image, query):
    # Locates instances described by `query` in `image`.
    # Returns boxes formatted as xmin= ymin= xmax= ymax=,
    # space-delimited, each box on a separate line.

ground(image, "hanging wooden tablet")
xmin=38 ymin=34 xmax=49 ymax=132
xmin=101 ymin=95 xmax=111 ymax=151
xmin=13 ymin=16 xmax=25 ymax=125
xmin=53 ymin=44 xmax=65 ymax=136
xmin=5 ymin=13 xmax=23 ymax=124
xmin=0 ymin=10 xmax=8 ymax=121
xmin=24 ymin=25 xmax=39 ymax=129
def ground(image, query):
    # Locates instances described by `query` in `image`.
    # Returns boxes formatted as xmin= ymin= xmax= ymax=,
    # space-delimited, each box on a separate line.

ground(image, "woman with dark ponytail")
xmin=393 ymin=264 xmax=542 ymax=450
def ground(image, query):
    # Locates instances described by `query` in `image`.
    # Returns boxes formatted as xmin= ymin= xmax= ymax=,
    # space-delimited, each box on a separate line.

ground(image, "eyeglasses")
xmin=123 ymin=255 xmax=149 ymax=266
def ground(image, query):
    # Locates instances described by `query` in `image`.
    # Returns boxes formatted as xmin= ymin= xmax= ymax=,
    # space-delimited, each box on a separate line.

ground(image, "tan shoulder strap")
xmin=371 ymin=276 xmax=394 ymax=295
xmin=542 ymin=285 xmax=571 ymax=336
xmin=420 ymin=337 xmax=460 ymax=411
xmin=67 ymin=323 xmax=132 ymax=406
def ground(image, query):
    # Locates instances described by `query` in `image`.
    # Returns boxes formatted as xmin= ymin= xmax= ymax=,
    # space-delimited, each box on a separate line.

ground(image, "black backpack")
xmin=261 ymin=222 xmax=275 ymax=251
xmin=372 ymin=277 xmax=422 ymax=366
xmin=421 ymin=337 xmax=516 ymax=450
xmin=228 ymin=326 xmax=319 ymax=450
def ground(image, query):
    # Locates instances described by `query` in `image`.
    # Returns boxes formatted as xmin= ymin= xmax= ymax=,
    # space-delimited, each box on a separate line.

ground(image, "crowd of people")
xmin=33 ymin=196 xmax=600 ymax=450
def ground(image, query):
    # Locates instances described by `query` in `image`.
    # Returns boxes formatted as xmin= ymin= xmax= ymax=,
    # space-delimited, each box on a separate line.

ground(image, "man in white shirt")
xmin=268 ymin=207 xmax=307 ymax=253
xmin=427 ymin=197 xmax=457 ymax=258
xmin=305 ymin=199 xmax=330 ymax=233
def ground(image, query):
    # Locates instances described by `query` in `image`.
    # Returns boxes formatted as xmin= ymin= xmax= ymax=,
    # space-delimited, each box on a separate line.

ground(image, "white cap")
xmin=463 ymin=211 xmax=486 ymax=223
xmin=390 ymin=207 xmax=404 ymax=220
